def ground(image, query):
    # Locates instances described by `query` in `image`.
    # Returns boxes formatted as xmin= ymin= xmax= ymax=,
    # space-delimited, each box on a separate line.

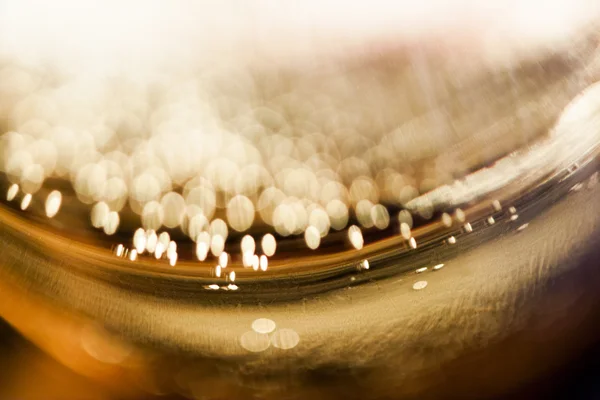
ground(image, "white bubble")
xmin=308 ymin=208 xmax=330 ymax=237
xmin=20 ymin=193 xmax=32 ymax=210
xmin=209 ymin=219 xmax=228 ymax=241
xmin=141 ymin=200 xmax=164 ymax=230
xmin=398 ymin=210 xmax=413 ymax=228
xmin=146 ymin=230 xmax=158 ymax=253
xmin=160 ymin=192 xmax=186 ymax=229
xmin=400 ymin=222 xmax=412 ymax=240
xmin=326 ymin=199 xmax=349 ymax=231
xmin=133 ymin=228 xmax=147 ymax=254
xmin=261 ymin=233 xmax=276 ymax=257
xmin=348 ymin=225 xmax=364 ymax=250
xmin=259 ymin=255 xmax=268 ymax=271
xmin=219 ymin=252 xmax=229 ymax=268
xmin=370 ymin=204 xmax=390 ymax=230
xmin=413 ymin=281 xmax=428 ymax=290
xmin=20 ymin=163 xmax=44 ymax=194
xmin=271 ymin=328 xmax=300 ymax=350
xmin=355 ymin=199 xmax=374 ymax=228
xmin=6 ymin=184 xmax=19 ymax=201
xmin=103 ymin=211 xmax=120 ymax=235
xmin=304 ymin=225 xmax=321 ymax=250
xmin=252 ymin=318 xmax=276 ymax=334
xmin=210 ymin=234 xmax=225 ymax=257
xmin=240 ymin=331 xmax=270 ymax=353
xmin=241 ymin=235 xmax=255 ymax=255
xmin=91 ymin=201 xmax=110 ymax=228
xmin=45 ymin=190 xmax=62 ymax=218
xmin=226 ymin=194 xmax=255 ymax=232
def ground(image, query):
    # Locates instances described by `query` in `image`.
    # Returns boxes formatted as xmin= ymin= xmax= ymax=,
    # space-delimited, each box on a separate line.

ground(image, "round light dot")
xmin=91 ymin=201 xmax=110 ymax=228
xmin=226 ymin=195 xmax=255 ymax=232
xmin=413 ymin=281 xmax=428 ymax=290
xmin=209 ymin=219 xmax=229 ymax=241
xmin=133 ymin=228 xmax=147 ymax=254
xmin=370 ymin=204 xmax=390 ymax=230
xmin=455 ymin=208 xmax=466 ymax=223
xmin=398 ymin=210 xmax=413 ymax=228
xmin=441 ymin=212 xmax=452 ymax=227
xmin=146 ymin=230 xmax=158 ymax=253
xmin=308 ymin=208 xmax=330 ymax=237
xmin=259 ymin=255 xmax=268 ymax=271
xmin=271 ymin=328 xmax=300 ymax=350
xmin=21 ymin=163 xmax=44 ymax=194
xmin=141 ymin=201 xmax=164 ymax=230
xmin=409 ymin=237 xmax=417 ymax=249
xmin=210 ymin=234 xmax=225 ymax=257
xmin=228 ymin=271 xmax=236 ymax=282
xmin=326 ymin=199 xmax=349 ymax=231
xmin=304 ymin=225 xmax=321 ymax=250
xmin=433 ymin=263 xmax=445 ymax=270
xmin=6 ymin=184 xmax=19 ymax=201
xmin=219 ymin=252 xmax=229 ymax=268
xmin=252 ymin=318 xmax=276 ymax=334
xmin=241 ymin=235 xmax=256 ymax=255
xmin=160 ymin=192 xmax=186 ymax=229
xmin=348 ymin=225 xmax=364 ymax=250
xmin=400 ymin=222 xmax=411 ymax=240
xmin=103 ymin=211 xmax=120 ymax=235
xmin=45 ymin=190 xmax=62 ymax=218
xmin=20 ymin=193 xmax=32 ymax=210
xmin=215 ymin=265 xmax=222 ymax=277
xmin=240 ymin=331 xmax=270 ymax=353
xmin=261 ymin=234 xmax=277 ymax=257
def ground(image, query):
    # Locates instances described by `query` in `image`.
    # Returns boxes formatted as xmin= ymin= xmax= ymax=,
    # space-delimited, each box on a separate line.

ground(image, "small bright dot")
xmin=155 ymin=242 xmax=165 ymax=259
xmin=219 ymin=252 xmax=229 ymax=268
xmin=169 ymin=253 xmax=177 ymax=266
xmin=464 ymin=223 xmax=473 ymax=233
xmin=259 ymin=255 xmax=268 ymax=271
xmin=252 ymin=255 xmax=260 ymax=271
xmin=448 ymin=236 xmax=456 ymax=244
xmin=271 ymin=328 xmax=300 ymax=350
xmin=241 ymin=235 xmax=255 ymax=255
xmin=115 ymin=244 xmax=124 ymax=257
xmin=517 ymin=223 xmax=529 ymax=232
xmin=409 ymin=237 xmax=417 ymax=249
xmin=413 ymin=281 xmax=428 ymax=290
xmin=304 ymin=225 xmax=321 ymax=250
xmin=195 ymin=232 xmax=210 ymax=261
xmin=229 ymin=271 xmax=236 ymax=282
xmin=103 ymin=211 xmax=120 ymax=235
xmin=210 ymin=234 xmax=225 ymax=257
xmin=240 ymin=331 xmax=270 ymax=352
xmin=360 ymin=259 xmax=370 ymax=270
xmin=261 ymin=233 xmax=277 ymax=257
xmin=6 ymin=184 xmax=19 ymax=201
xmin=146 ymin=230 xmax=158 ymax=253
xmin=510 ymin=214 xmax=519 ymax=221
xmin=487 ymin=216 xmax=496 ymax=225
xmin=133 ymin=228 xmax=146 ymax=254
xmin=91 ymin=202 xmax=110 ymax=228
xmin=45 ymin=190 xmax=62 ymax=218
xmin=215 ymin=265 xmax=222 ymax=277
xmin=398 ymin=210 xmax=413 ymax=228
xmin=348 ymin=225 xmax=364 ymax=250
xmin=400 ymin=222 xmax=411 ymax=240
xmin=252 ymin=318 xmax=276 ymax=334
xmin=20 ymin=193 xmax=32 ymax=210
xmin=441 ymin=212 xmax=452 ymax=228
xmin=208 ymin=284 xmax=219 ymax=290
xmin=508 ymin=206 xmax=517 ymax=214
xmin=492 ymin=200 xmax=502 ymax=212
xmin=433 ymin=263 xmax=445 ymax=271
xmin=455 ymin=208 xmax=466 ymax=223
xmin=415 ymin=267 xmax=427 ymax=273
xmin=128 ymin=249 xmax=138 ymax=261
xmin=167 ymin=241 xmax=177 ymax=259
xmin=243 ymin=252 xmax=254 ymax=267
xmin=228 ymin=284 xmax=239 ymax=291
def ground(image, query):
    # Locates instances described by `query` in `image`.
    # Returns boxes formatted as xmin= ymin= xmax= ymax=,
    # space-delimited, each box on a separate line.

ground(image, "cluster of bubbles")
xmin=1 ymin=59 xmax=464 ymax=261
